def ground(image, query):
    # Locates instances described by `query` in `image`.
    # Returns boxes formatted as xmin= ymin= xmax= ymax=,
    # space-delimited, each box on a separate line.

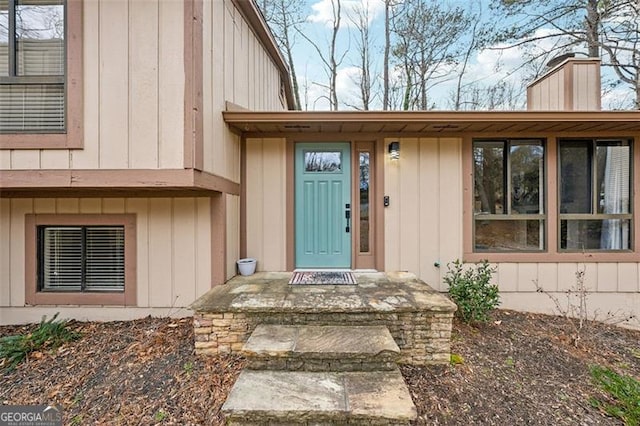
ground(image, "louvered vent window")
xmin=0 ymin=0 xmax=66 ymax=133
xmin=38 ymin=226 xmax=125 ymax=293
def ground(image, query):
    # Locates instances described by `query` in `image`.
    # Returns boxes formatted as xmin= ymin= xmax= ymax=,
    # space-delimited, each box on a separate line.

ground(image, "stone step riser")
xmin=246 ymin=358 xmax=398 ymax=372
xmin=241 ymin=324 xmax=401 ymax=372
xmin=222 ymin=369 xmax=417 ymax=425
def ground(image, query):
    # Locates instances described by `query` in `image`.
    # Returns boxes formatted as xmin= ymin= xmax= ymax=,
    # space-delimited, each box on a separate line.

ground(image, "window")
xmin=26 ymin=215 xmax=136 ymax=306
xmin=559 ymin=139 xmax=632 ymax=251
xmin=38 ymin=226 xmax=125 ymax=292
xmin=0 ymin=0 xmax=82 ymax=148
xmin=473 ymin=139 xmax=545 ymax=251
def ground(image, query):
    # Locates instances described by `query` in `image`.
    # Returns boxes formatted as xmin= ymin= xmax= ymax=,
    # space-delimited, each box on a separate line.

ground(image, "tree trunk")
xmin=383 ymin=0 xmax=391 ymax=110
xmin=585 ymin=0 xmax=600 ymax=57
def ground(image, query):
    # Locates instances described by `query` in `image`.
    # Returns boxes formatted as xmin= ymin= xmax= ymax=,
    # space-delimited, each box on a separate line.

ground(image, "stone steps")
xmin=243 ymin=324 xmax=400 ymax=371
xmin=222 ymin=369 xmax=417 ymax=425
xmin=223 ymin=324 xmax=417 ymax=425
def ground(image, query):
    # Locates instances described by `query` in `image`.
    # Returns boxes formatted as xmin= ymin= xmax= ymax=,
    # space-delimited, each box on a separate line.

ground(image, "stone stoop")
xmin=222 ymin=324 xmax=417 ymax=425
xmin=242 ymin=325 xmax=400 ymax=371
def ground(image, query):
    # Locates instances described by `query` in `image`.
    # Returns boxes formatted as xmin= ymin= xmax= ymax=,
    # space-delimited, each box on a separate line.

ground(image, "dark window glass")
xmin=39 ymin=225 xmax=125 ymax=292
xmin=473 ymin=139 xmax=545 ymax=251
xmin=559 ymin=139 xmax=632 ymax=251
xmin=359 ymin=152 xmax=370 ymax=253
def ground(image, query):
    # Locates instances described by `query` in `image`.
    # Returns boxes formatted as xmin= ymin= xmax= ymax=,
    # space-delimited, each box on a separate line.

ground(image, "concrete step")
xmin=242 ymin=324 xmax=400 ymax=371
xmin=222 ymin=369 xmax=417 ymax=425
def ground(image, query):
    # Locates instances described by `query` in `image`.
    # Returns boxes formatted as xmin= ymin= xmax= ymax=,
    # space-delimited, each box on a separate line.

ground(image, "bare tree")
xmin=392 ymin=0 xmax=470 ymax=110
xmin=258 ymin=0 xmax=306 ymax=110
xmin=347 ymin=0 xmax=374 ymax=110
xmin=493 ymin=0 xmax=640 ymax=109
xmin=298 ymin=0 xmax=347 ymax=110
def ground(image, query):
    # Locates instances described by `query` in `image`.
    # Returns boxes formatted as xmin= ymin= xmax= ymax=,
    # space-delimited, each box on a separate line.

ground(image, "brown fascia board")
xmin=223 ymin=110 xmax=640 ymax=128
xmin=230 ymin=0 xmax=295 ymax=109
xmin=0 ymin=169 xmax=240 ymax=196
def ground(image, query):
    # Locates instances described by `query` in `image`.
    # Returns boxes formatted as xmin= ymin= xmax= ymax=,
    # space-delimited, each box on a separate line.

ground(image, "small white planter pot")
xmin=237 ymin=258 xmax=257 ymax=276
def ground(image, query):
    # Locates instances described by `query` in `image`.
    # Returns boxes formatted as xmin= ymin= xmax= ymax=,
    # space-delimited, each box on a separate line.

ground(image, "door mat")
xmin=289 ymin=271 xmax=357 ymax=285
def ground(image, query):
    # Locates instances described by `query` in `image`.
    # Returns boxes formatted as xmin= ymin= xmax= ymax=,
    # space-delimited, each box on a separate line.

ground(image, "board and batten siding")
xmin=0 ymin=0 xmax=185 ymax=170
xmin=201 ymin=0 xmax=286 ymax=181
xmin=244 ymin=138 xmax=288 ymax=272
xmin=384 ymin=137 xmax=639 ymax=327
xmin=0 ymin=197 xmax=212 ymax=324
xmin=527 ymin=59 xmax=601 ymax=111
xmin=384 ymin=137 xmax=464 ymax=287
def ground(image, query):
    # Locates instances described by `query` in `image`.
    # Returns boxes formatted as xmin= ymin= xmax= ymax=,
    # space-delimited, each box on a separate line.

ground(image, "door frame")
xmin=285 ymin=137 xmax=385 ymax=271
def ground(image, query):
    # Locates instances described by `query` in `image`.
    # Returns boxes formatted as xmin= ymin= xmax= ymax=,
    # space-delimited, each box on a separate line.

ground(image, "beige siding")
xmin=573 ymin=61 xmax=600 ymax=110
xmin=245 ymin=138 xmax=287 ymax=271
xmin=0 ymin=197 xmax=212 ymax=313
xmin=384 ymin=137 xmax=464 ymax=289
xmin=528 ymin=68 xmax=565 ymax=110
xmin=2 ymin=0 xmax=185 ymax=170
xmin=201 ymin=0 xmax=286 ymax=180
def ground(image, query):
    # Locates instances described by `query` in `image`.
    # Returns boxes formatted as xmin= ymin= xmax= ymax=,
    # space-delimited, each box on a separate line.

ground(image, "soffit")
xmin=223 ymin=110 xmax=640 ymax=135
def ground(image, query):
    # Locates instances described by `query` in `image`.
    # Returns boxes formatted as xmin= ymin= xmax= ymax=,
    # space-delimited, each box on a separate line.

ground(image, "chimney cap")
xmin=546 ymin=52 xmax=576 ymax=68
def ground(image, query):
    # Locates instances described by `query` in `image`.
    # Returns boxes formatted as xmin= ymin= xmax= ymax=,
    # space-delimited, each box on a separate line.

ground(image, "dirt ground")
xmin=1 ymin=310 xmax=638 ymax=425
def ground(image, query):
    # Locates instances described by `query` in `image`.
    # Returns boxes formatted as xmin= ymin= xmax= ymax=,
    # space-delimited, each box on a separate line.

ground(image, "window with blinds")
xmin=0 ymin=0 xmax=66 ymax=133
xmin=38 ymin=226 xmax=125 ymax=293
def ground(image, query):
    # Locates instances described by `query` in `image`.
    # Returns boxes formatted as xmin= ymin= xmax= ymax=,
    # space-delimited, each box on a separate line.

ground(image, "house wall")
xmin=383 ymin=137 xmax=464 ymax=285
xmin=0 ymin=197 xmax=213 ymax=324
xmin=0 ymin=0 xmax=185 ymax=170
xmin=244 ymin=138 xmax=288 ymax=271
xmin=383 ymin=136 xmax=639 ymax=328
xmin=201 ymin=0 xmax=286 ymax=182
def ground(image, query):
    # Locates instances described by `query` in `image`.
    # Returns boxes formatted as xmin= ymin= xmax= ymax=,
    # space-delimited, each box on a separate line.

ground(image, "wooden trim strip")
xmin=224 ymin=110 xmax=640 ymax=124
xmin=285 ymin=138 xmax=295 ymax=271
xmin=25 ymin=214 xmax=137 ymax=306
xmin=1 ymin=169 xmax=240 ymax=195
xmin=210 ymin=193 xmax=227 ymax=286
xmin=183 ymin=0 xmax=204 ymax=170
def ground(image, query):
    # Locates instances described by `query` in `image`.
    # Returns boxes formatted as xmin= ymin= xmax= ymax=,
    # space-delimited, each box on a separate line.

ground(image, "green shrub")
xmin=590 ymin=365 xmax=640 ymax=425
xmin=444 ymin=259 xmax=500 ymax=324
xmin=0 ymin=313 xmax=79 ymax=370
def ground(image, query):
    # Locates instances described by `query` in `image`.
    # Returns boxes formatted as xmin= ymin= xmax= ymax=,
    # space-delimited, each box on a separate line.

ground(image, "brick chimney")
xmin=527 ymin=56 xmax=601 ymax=111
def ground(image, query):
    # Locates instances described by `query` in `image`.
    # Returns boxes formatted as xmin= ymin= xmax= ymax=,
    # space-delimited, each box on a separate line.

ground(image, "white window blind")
xmin=41 ymin=226 xmax=125 ymax=293
xmin=0 ymin=0 xmax=66 ymax=133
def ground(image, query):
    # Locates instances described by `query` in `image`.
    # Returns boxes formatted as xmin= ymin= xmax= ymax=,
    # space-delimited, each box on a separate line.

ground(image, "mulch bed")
xmin=1 ymin=310 xmax=639 ymax=425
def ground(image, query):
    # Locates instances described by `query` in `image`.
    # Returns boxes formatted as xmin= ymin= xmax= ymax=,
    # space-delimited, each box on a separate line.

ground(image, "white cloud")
xmin=308 ymin=0 xmax=385 ymax=28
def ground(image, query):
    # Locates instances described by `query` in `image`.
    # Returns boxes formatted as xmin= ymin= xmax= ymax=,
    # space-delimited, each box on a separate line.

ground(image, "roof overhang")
xmin=224 ymin=110 xmax=640 ymax=136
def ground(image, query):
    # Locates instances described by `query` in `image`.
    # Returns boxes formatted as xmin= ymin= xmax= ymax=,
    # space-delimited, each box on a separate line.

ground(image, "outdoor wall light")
xmin=388 ymin=141 xmax=400 ymax=160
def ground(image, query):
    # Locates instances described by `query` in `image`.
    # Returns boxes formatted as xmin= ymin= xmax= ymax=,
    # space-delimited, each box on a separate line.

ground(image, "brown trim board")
xmin=211 ymin=193 xmax=227 ymax=286
xmin=25 ymin=214 xmax=137 ymax=306
xmin=183 ymin=0 xmax=204 ymax=170
xmin=1 ymin=169 xmax=240 ymax=197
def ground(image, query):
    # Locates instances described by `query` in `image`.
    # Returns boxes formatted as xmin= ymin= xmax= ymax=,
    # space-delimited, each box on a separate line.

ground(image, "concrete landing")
xmin=222 ymin=369 xmax=417 ymax=425
xmin=243 ymin=325 xmax=400 ymax=371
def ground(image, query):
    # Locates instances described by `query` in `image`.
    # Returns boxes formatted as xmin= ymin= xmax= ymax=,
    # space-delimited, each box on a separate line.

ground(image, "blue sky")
xmin=285 ymin=0 xmax=631 ymax=111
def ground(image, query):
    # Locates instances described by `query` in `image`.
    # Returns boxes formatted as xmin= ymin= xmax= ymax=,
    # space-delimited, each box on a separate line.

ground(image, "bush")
xmin=590 ymin=366 xmax=640 ymax=425
xmin=444 ymin=259 xmax=500 ymax=324
xmin=0 ymin=313 xmax=79 ymax=370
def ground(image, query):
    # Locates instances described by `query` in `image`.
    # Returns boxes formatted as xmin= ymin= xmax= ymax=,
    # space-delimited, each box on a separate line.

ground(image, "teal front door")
xmin=295 ymin=142 xmax=351 ymax=268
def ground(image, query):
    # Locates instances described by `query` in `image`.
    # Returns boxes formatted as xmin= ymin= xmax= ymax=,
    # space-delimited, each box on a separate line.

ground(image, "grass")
xmin=0 ymin=313 xmax=80 ymax=371
xmin=590 ymin=365 xmax=640 ymax=425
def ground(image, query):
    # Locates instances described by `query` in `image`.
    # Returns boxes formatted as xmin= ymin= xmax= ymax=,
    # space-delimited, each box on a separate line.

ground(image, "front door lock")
xmin=345 ymin=203 xmax=351 ymax=233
